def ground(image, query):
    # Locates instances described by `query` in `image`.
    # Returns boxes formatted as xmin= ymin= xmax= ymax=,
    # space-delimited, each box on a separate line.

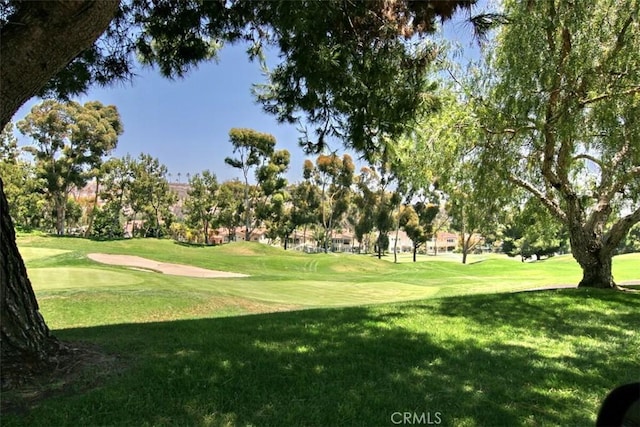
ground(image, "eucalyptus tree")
xmin=128 ymin=154 xmax=177 ymax=238
xmin=0 ymin=0 xmax=478 ymax=382
xmin=98 ymin=155 xmax=136 ymax=219
xmin=216 ymin=179 xmax=246 ymax=242
xmin=184 ymin=170 xmax=219 ymax=245
xmin=224 ymin=128 xmax=276 ymax=241
xmin=354 ymin=165 xmax=399 ymax=259
xmin=0 ymin=123 xmax=45 ymax=229
xmin=255 ymin=149 xmax=291 ymax=246
xmin=16 ymin=100 xmax=122 ymax=235
xmin=400 ymin=201 xmax=440 ymax=262
xmin=290 ymin=180 xmax=322 ymax=247
xmin=480 ymin=0 xmax=640 ymax=288
xmin=304 ymin=154 xmax=355 ymax=252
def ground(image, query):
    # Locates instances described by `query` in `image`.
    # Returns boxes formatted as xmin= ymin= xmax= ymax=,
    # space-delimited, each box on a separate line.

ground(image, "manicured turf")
xmin=4 ymin=290 xmax=640 ymax=426
xmin=5 ymin=235 xmax=639 ymax=425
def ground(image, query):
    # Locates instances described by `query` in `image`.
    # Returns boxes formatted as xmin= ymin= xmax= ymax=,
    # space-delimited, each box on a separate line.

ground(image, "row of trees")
xmin=6 ymin=113 xmax=637 ymax=264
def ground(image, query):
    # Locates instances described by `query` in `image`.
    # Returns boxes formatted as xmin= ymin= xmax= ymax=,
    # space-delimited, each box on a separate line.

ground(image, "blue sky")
xmin=12 ymin=4 xmax=487 ymax=185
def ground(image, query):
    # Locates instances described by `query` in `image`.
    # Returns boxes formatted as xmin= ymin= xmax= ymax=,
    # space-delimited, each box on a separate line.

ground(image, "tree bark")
xmin=568 ymin=206 xmax=640 ymax=289
xmin=570 ymin=227 xmax=617 ymax=289
xmin=1 ymin=178 xmax=57 ymax=387
xmin=55 ymin=193 xmax=66 ymax=235
xmin=0 ymin=0 xmax=120 ymax=383
xmin=1 ymin=1 xmax=120 ymax=128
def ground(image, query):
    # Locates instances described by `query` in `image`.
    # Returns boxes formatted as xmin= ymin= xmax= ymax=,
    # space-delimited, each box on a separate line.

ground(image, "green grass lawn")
xmin=4 ymin=235 xmax=640 ymax=426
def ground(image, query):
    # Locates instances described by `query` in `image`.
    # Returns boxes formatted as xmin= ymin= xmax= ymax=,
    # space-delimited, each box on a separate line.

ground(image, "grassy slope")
xmin=6 ymin=236 xmax=639 ymax=425
xmin=17 ymin=236 xmax=640 ymax=327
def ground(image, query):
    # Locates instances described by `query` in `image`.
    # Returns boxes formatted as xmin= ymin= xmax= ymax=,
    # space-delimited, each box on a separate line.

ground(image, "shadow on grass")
xmin=4 ymin=290 xmax=639 ymax=426
xmin=173 ymin=240 xmax=217 ymax=249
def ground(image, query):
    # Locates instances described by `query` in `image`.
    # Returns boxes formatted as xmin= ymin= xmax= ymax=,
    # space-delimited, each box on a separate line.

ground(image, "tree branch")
xmin=508 ymin=174 xmax=567 ymax=222
xmin=1 ymin=1 xmax=120 ymax=127
xmin=573 ymin=153 xmax=604 ymax=170
xmin=602 ymin=204 xmax=640 ymax=254
xmin=579 ymin=86 xmax=640 ymax=107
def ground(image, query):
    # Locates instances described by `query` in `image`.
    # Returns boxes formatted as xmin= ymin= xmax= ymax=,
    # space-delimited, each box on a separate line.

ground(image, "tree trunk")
xmin=413 ymin=245 xmax=417 ymax=262
xmin=1 ymin=178 xmax=58 ymax=387
xmin=55 ymin=193 xmax=66 ymax=235
xmin=84 ymin=178 xmax=100 ymax=238
xmin=461 ymin=232 xmax=468 ymax=264
xmin=204 ymin=219 xmax=209 ymax=245
xmin=1 ymin=1 xmax=120 ymax=129
xmin=0 ymin=1 xmax=120 ymax=384
xmin=570 ymin=229 xmax=616 ymax=289
xmin=576 ymin=252 xmax=614 ymax=289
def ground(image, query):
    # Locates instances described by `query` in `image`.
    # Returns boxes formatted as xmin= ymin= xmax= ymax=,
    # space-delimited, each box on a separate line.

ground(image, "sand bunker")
xmin=87 ymin=253 xmax=248 ymax=278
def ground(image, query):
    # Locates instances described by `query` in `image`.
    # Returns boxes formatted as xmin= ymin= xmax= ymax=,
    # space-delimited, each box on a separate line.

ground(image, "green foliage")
xmin=0 ymin=130 xmax=45 ymax=229
xmin=502 ymin=199 xmax=569 ymax=261
xmin=216 ymin=179 xmax=245 ymax=240
xmin=16 ymin=100 xmax=122 ymax=235
xmin=184 ymin=170 xmax=219 ymax=244
xmin=224 ymin=128 xmax=280 ymax=240
xmin=617 ymin=223 xmax=640 ymax=254
xmin=354 ymin=165 xmax=400 ymax=258
xmin=128 ymin=154 xmax=177 ymax=238
xmin=0 ymin=122 xmax=19 ymax=162
xmin=400 ymin=202 xmax=440 ymax=261
xmin=305 ymin=153 xmax=354 ymax=251
xmin=9 ymin=0 xmax=473 ymax=143
xmin=289 ymin=181 xmax=321 ymax=242
xmin=479 ymin=0 xmax=640 ymax=284
xmin=90 ymin=202 xmax=124 ymax=240
xmin=408 ymin=91 xmax=509 ymax=263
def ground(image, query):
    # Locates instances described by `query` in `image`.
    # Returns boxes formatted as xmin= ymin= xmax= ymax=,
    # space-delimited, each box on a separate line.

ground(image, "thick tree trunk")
xmin=1 ymin=1 xmax=120 ymax=128
xmin=576 ymin=253 xmax=614 ymax=289
xmin=1 ymin=178 xmax=58 ymax=387
xmin=0 ymin=1 xmax=120 ymax=384
xmin=570 ymin=228 xmax=616 ymax=289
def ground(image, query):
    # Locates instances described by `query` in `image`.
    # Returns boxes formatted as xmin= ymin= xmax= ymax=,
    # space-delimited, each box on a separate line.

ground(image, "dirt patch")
xmin=87 ymin=253 xmax=248 ymax=278
xmin=1 ymin=341 xmax=124 ymax=415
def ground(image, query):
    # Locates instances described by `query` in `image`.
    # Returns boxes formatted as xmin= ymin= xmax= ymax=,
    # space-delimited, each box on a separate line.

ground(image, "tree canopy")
xmin=17 ymin=100 xmax=122 ymax=235
xmin=479 ymin=0 xmax=640 ymax=287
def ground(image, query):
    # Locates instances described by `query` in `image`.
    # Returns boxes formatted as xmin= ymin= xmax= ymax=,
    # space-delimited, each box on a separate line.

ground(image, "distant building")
xmin=388 ymin=230 xmax=413 ymax=253
xmin=426 ymin=232 xmax=458 ymax=254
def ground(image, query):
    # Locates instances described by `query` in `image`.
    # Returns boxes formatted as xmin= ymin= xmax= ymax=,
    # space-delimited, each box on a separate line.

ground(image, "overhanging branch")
xmin=603 ymin=204 xmax=640 ymax=253
xmin=508 ymin=174 xmax=567 ymax=222
xmin=579 ymin=86 xmax=640 ymax=107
